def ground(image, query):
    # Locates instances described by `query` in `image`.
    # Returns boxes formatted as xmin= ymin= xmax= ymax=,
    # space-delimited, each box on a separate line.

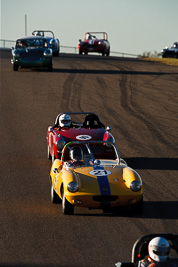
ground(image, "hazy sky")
xmin=1 ymin=0 xmax=178 ymax=55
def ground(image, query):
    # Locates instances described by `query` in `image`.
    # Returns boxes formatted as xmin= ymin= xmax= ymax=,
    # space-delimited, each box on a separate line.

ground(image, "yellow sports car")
xmin=49 ymin=141 xmax=143 ymax=215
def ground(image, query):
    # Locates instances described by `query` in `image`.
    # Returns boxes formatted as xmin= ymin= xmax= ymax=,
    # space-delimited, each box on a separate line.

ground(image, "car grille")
xmin=21 ymin=50 xmax=44 ymax=60
xmin=93 ymin=196 xmax=118 ymax=202
xmin=82 ymin=44 xmax=99 ymax=48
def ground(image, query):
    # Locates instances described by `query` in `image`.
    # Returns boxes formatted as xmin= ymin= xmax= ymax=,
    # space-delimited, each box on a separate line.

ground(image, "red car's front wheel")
xmin=47 ymin=144 xmax=52 ymax=160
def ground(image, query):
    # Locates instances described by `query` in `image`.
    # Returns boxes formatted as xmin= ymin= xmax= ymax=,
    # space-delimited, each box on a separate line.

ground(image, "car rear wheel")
xmin=62 ymin=188 xmax=74 ymax=215
xmin=50 ymin=179 xmax=61 ymax=204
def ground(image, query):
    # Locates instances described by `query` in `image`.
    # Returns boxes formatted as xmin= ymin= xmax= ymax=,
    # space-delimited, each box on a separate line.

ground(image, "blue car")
xmin=161 ymin=42 xmax=178 ymax=58
xmin=11 ymin=36 xmax=53 ymax=71
xmin=32 ymin=30 xmax=60 ymax=56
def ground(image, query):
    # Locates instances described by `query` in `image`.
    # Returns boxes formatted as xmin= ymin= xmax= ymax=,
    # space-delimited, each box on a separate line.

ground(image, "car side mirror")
xmin=49 ymin=39 xmax=55 ymax=48
xmin=94 ymin=159 xmax=100 ymax=166
xmin=48 ymin=127 xmax=53 ymax=132
xmin=106 ymin=126 xmax=111 ymax=131
xmin=53 ymin=168 xmax=59 ymax=173
xmin=120 ymin=158 xmax=127 ymax=166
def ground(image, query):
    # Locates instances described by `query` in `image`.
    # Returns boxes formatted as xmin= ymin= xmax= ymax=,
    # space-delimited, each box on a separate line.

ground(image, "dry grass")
xmin=142 ymin=57 xmax=178 ymax=66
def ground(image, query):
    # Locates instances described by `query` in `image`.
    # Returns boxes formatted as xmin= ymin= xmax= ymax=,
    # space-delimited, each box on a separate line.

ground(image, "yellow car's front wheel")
xmin=50 ymin=179 xmax=61 ymax=204
xmin=62 ymin=188 xmax=74 ymax=215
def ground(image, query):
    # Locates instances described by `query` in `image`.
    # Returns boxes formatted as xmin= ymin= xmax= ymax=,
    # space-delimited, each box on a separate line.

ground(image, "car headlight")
xmin=130 ymin=181 xmax=142 ymax=192
xmin=44 ymin=49 xmax=52 ymax=57
xmin=67 ymin=182 xmax=79 ymax=193
xmin=56 ymin=140 xmax=66 ymax=151
xmin=13 ymin=50 xmax=20 ymax=58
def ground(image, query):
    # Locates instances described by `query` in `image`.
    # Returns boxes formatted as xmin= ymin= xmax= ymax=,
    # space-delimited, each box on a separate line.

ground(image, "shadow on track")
xmin=72 ymin=201 xmax=178 ymax=220
xmin=0 ymin=265 xmax=71 ymax=267
xmin=124 ymin=157 xmax=178 ymax=170
xmin=51 ymin=68 xmax=178 ymax=76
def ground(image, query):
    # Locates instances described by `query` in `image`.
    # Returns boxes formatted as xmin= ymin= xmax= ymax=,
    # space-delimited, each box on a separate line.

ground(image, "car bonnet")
xmin=58 ymin=128 xmax=106 ymax=141
xmin=74 ymin=165 xmax=124 ymax=195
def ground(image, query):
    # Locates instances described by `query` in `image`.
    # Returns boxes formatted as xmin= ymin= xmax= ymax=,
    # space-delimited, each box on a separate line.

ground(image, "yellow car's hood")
xmin=71 ymin=164 xmax=142 ymax=196
xmin=72 ymin=165 xmax=126 ymax=195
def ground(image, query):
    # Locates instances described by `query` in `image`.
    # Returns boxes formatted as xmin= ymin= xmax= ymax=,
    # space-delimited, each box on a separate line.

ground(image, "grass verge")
xmin=142 ymin=57 xmax=178 ymax=66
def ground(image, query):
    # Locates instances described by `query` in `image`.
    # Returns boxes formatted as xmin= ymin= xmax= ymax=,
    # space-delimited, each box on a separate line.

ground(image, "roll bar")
xmin=131 ymin=233 xmax=178 ymax=263
xmin=61 ymin=141 xmax=120 ymax=165
xmin=32 ymin=30 xmax=55 ymax=38
xmin=54 ymin=112 xmax=97 ymax=125
xmin=84 ymin=32 xmax=108 ymax=40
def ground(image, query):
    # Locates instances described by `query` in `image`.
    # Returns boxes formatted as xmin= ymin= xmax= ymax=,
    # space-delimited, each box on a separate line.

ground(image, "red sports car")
xmin=46 ymin=112 xmax=115 ymax=161
xmin=78 ymin=32 xmax=110 ymax=56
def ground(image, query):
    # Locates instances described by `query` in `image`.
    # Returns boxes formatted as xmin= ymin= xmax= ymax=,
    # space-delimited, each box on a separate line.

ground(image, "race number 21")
xmin=89 ymin=170 xmax=112 ymax=176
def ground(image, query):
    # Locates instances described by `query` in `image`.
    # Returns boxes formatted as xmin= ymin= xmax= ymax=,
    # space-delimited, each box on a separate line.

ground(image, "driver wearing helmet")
xmin=88 ymin=34 xmax=92 ymax=40
xmin=67 ymin=147 xmax=85 ymax=167
xmin=34 ymin=31 xmax=43 ymax=36
xmin=52 ymin=113 xmax=72 ymax=129
xmin=138 ymin=237 xmax=170 ymax=267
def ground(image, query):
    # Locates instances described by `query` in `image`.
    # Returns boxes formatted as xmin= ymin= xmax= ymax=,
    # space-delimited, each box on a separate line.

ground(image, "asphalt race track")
xmin=0 ymin=49 xmax=178 ymax=267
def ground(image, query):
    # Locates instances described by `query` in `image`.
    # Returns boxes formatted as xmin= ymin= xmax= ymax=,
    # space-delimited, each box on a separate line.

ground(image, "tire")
xmin=47 ymin=63 xmax=53 ymax=72
xmin=52 ymin=150 xmax=56 ymax=162
xmin=13 ymin=63 xmax=18 ymax=71
xmin=102 ymin=47 xmax=107 ymax=56
xmin=62 ymin=188 xmax=74 ymax=215
xmin=106 ymin=48 xmax=110 ymax=56
xmin=50 ymin=179 xmax=61 ymax=204
xmin=47 ymin=145 xmax=52 ymax=160
xmin=54 ymin=51 xmax=59 ymax=56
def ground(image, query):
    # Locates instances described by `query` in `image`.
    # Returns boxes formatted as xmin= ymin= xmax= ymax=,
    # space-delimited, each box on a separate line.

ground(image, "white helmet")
xmin=86 ymin=34 xmax=92 ymax=40
xmin=148 ymin=237 xmax=170 ymax=262
xmin=34 ymin=31 xmax=42 ymax=36
xmin=59 ymin=114 xmax=71 ymax=128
